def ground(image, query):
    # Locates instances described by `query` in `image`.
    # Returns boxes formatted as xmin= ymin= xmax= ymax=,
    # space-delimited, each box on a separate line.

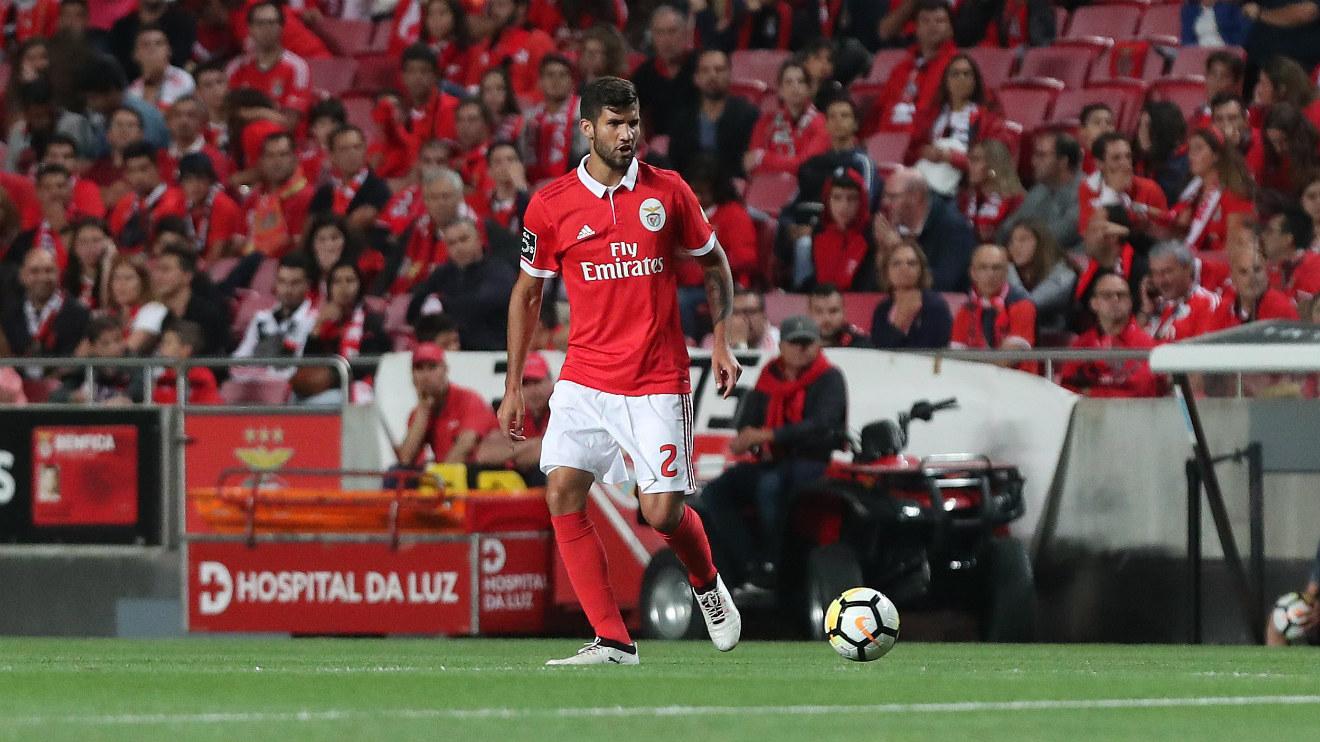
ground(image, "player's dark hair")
xmin=580 ymin=76 xmax=638 ymax=125
xmin=122 ymin=140 xmax=158 ymax=165
xmin=1278 ymin=206 xmax=1314 ymax=249
xmin=401 ymin=43 xmax=439 ymax=71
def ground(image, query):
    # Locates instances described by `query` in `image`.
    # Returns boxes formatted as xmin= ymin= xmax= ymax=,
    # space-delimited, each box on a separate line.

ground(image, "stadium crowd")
xmin=3 ymin=0 xmax=1320 ymax=409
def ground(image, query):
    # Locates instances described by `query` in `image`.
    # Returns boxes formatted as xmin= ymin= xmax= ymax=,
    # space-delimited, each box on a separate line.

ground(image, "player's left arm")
xmin=694 ymin=241 xmax=742 ymax=398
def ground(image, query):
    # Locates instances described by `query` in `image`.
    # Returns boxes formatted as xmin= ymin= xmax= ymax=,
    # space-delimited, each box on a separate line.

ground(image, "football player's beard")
xmin=593 ymin=138 xmax=634 ymax=172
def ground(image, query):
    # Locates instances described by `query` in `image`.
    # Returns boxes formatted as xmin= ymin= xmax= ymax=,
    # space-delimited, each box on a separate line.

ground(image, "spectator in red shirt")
xmin=108 ymin=142 xmax=187 ymax=253
xmin=1261 ymin=206 xmax=1320 ymax=312
xmin=224 ymin=3 xmax=312 ymax=112
xmin=150 ymin=320 xmax=223 ymax=406
xmin=229 ymin=0 xmax=330 ymax=61
xmin=803 ymin=168 xmax=873 ymax=291
xmin=1206 ymin=242 xmax=1300 ymax=330
xmin=1059 ymin=272 xmax=1161 ymax=398
xmin=0 ymin=0 xmax=59 ymax=46
xmin=1255 ymin=56 xmax=1320 ymax=133
xmin=471 ymin=0 xmax=555 ymax=99
xmin=675 ymin=156 xmax=758 ymax=340
xmin=1074 ymin=205 xmax=1147 ymax=333
xmin=1078 ymin=133 xmax=1169 ymax=243
xmin=862 ymin=0 xmax=958 ymax=136
xmin=385 ymin=168 xmax=465 ymax=298
xmin=1171 ymin=127 xmax=1256 ymax=254
xmin=1189 ymin=51 xmax=1246 ymax=130
xmin=244 ymin=129 xmax=315 ymax=258
xmin=521 ymin=54 xmax=583 ymax=184
xmin=474 ymin=350 xmax=552 ymax=481
xmin=177 ymin=153 xmax=244 ymax=262
xmin=158 ymin=97 xmax=232 ymax=187
xmin=1261 ymin=103 xmax=1320 ymax=198
xmin=1141 ymin=240 xmax=1221 ymax=342
xmin=396 ymin=342 xmax=498 ymax=466
xmin=744 ymin=60 xmax=829 ymax=177
xmin=961 ymin=140 xmax=1024 ymax=242
xmin=374 ymin=44 xmax=461 ymax=180
xmin=378 ymin=140 xmax=454 ymax=238
xmin=1211 ymin=93 xmax=1265 ymax=183
xmin=951 ymin=243 xmax=1038 ymax=371
xmin=479 ymin=66 xmax=525 ymax=144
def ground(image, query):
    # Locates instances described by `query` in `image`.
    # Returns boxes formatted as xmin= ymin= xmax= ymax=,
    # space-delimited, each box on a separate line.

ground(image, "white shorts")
xmin=540 ymin=379 xmax=695 ymax=495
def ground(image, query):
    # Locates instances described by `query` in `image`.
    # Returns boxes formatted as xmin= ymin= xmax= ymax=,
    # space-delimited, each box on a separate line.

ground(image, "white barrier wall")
xmin=372 ymin=348 xmax=1079 ymax=539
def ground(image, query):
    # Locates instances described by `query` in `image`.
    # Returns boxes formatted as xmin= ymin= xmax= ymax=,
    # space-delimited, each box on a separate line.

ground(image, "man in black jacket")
xmin=668 ymin=49 xmax=760 ymax=178
xmin=874 ymin=167 xmax=975 ymax=292
xmin=406 ymin=219 xmax=516 ymax=351
xmin=697 ymin=315 xmax=847 ymax=594
xmin=1 ymin=249 xmax=91 ymax=367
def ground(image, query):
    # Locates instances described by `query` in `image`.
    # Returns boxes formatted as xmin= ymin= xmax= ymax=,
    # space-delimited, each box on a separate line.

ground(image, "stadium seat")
xmin=1019 ymin=43 xmax=1107 ymax=89
xmin=1092 ymin=43 xmax=1166 ymax=83
xmin=206 ymin=257 xmax=240 ymax=285
xmin=248 ymin=258 xmax=279 ymax=297
xmin=731 ymin=49 xmax=792 ymax=84
xmin=1137 ymin=4 xmax=1182 ymax=44
xmin=867 ymin=49 xmax=909 ymax=83
xmin=220 ymin=378 xmax=291 ymax=405
xmin=843 ymin=293 xmax=884 ymax=330
xmin=230 ymin=290 xmax=278 ymax=338
xmin=367 ymin=20 xmax=393 ymax=54
xmin=996 ymin=78 xmax=1065 ymax=130
xmin=744 ymin=172 xmax=797 ymax=219
xmin=351 ymin=55 xmax=398 ymax=94
xmin=1065 ymin=5 xmax=1141 ymax=39
xmin=1057 ymin=79 xmax=1147 ymax=133
xmin=1147 ymin=75 xmax=1209 ymax=122
xmin=308 ymin=57 xmax=360 ymax=97
xmin=729 ymin=78 xmax=769 ymax=102
xmin=342 ymin=94 xmax=380 ymax=141
xmin=313 ymin=17 xmax=374 ymax=57
xmin=864 ymin=131 xmax=911 ymax=167
xmin=849 ymin=80 xmax=887 ymax=120
xmin=764 ymin=291 xmax=808 ymax=324
xmin=964 ymin=46 xmax=1016 ymax=91
xmin=1169 ymin=45 xmax=1245 ymax=77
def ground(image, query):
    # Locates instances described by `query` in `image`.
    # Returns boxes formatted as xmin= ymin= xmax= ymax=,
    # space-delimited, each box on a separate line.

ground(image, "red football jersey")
xmin=1204 ymin=288 xmax=1299 ymax=332
xmin=224 ymin=51 xmax=311 ymax=110
xmin=520 ymin=157 xmax=715 ymax=396
xmin=1145 ymin=285 xmax=1219 ymax=343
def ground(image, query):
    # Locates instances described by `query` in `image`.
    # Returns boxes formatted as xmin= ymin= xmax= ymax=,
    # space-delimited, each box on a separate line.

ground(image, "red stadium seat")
xmin=764 ymin=291 xmax=808 ymax=324
xmin=867 ymin=49 xmax=909 ymax=83
xmin=206 ymin=257 xmax=240 ymax=285
xmin=308 ymin=57 xmax=360 ymax=97
xmin=1147 ymin=75 xmax=1209 ymax=121
xmin=1092 ymin=43 xmax=1166 ymax=82
xmin=1019 ymin=42 xmax=1107 ymax=89
xmin=220 ymin=378 xmax=291 ymax=405
xmin=1137 ymin=4 xmax=1182 ymax=44
xmin=731 ymin=49 xmax=792 ymax=84
xmin=744 ymin=172 xmax=797 ymax=219
xmin=729 ymin=77 xmax=769 ymax=102
xmin=1065 ymin=5 xmax=1141 ymax=39
xmin=368 ymin=20 xmax=393 ymax=54
xmin=248 ymin=258 xmax=279 ymax=297
xmin=843 ymin=293 xmax=884 ymax=330
xmin=351 ymin=55 xmax=399 ymax=94
xmin=964 ymin=46 xmax=1017 ymax=91
xmin=849 ymin=81 xmax=887 ymax=121
xmin=342 ymin=94 xmax=380 ymax=141
xmin=996 ymin=78 xmax=1065 ymax=130
xmin=1169 ymin=45 xmax=1245 ymax=77
xmin=1058 ymin=79 xmax=1147 ymax=133
xmin=864 ymin=132 xmax=911 ymax=167
xmin=313 ymin=17 xmax=374 ymax=57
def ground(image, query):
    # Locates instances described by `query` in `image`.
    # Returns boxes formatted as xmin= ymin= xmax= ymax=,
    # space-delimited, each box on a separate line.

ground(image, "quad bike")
xmin=640 ymin=398 xmax=1036 ymax=642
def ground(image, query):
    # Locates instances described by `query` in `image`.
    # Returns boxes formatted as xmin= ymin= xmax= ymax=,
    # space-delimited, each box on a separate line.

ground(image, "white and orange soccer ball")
xmin=823 ymin=587 xmax=900 ymax=662
xmin=1271 ymin=592 xmax=1316 ymax=645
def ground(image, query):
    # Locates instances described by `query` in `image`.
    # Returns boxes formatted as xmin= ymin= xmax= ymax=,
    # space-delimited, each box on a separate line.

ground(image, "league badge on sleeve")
xmin=521 ymin=227 xmax=538 ymax=261
xmin=640 ymin=198 xmax=666 ymax=232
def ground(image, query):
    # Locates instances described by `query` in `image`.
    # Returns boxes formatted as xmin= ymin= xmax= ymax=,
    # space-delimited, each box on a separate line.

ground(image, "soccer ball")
xmin=824 ymin=587 xmax=900 ymax=662
xmin=1271 ymin=592 xmax=1315 ymax=645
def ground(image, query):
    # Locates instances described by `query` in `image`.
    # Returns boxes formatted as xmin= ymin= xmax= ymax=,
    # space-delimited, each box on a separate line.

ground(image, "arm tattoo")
xmin=703 ymin=253 xmax=734 ymax=324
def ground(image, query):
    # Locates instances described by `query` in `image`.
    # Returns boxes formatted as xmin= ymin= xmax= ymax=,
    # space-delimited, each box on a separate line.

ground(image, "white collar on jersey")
xmin=576 ymin=154 xmax=638 ymax=198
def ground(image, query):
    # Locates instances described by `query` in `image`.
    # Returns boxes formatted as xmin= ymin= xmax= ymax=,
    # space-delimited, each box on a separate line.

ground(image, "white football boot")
xmin=694 ymin=574 xmax=741 ymax=651
xmin=544 ymin=638 xmax=640 ymax=666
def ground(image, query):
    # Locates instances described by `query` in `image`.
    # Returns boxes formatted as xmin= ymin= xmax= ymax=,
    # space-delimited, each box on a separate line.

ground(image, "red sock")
xmin=551 ymin=511 xmax=632 ymax=645
xmin=659 ymin=505 xmax=719 ymax=589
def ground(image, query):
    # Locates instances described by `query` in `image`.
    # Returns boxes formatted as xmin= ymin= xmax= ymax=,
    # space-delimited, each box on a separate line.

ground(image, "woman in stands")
xmin=1134 ymin=100 xmax=1191 ymax=205
xmin=905 ymin=54 xmax=1008 ymax=176
xmin=300 ymin=214 xmax=382 ymax=300
xmin=744 ymin=60 xmax=830 ymax=177
xmin=390 ymin=0 xmax=474 ymax=84
xmin=1253 ymin=56 xmax=1320 ymax=134
xmin=479 ymin=67 xmax=525 ymax=144
xmin=102 ymin=252 xmax=168 ymax=355
xmin=300 ymin=260 xmax=390 ymax=404
xmin=870 ymin=241 xmax=953 ymax=349
xmin=1260 ymin=103 xmax=1320 ymax=197
xmin=1171 ymin=127 xmax=1255 ymax=254
xmin=1300 ymin=175 xmax=1320 ymax=250
xmin=960 ymin=139 xmax=1024 ymax=242
xmin=61 ymin=217 xmax=114 ymax=309
xmin=576 ymin=23 xmax=629 ymax=87
xmin=1005 ymin=220 xmax=1076 ymax=335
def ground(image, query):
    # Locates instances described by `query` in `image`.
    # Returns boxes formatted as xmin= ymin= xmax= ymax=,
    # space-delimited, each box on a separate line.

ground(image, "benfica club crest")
xmin=639 ymin=198 xmax=666 ymax=232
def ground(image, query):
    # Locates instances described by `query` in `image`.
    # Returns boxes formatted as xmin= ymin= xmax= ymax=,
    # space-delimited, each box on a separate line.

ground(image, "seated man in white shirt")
xmin=231 ymin=252 xmax=318 ymax=381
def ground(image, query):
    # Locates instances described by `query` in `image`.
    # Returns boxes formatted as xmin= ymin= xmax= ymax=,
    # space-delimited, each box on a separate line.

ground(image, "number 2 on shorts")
xmin=659 ymin=444 xmax=679 ymax=478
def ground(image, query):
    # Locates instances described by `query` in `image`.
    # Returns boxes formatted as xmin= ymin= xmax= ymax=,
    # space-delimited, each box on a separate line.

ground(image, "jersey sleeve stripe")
xmin=520 ymin=261 xmax=557 ymax=279
xmin=685 ymin=232 xmax=717 ymax=257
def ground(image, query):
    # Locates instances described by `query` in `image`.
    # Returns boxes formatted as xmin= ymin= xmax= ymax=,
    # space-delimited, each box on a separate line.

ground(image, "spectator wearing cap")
xmin=108 ymin=142 xmax=187 ymax=254
xmin=178 ymin=153 xmax=245 ymax=262
xmin=475 ymin=351 xmax=553 ymax=482
xmin=244 ymin=130 xmax=315 ymax=258
xmin=950 ymin=244 xmax=1038 ymax=372
xmin=223 ymin=2 xmax=312 ymax=113
xmin=108 ymin=0 xmax=196 ymax=80
xmin=397 ymin=342 xmax=499 ymax=466
xmin=874 ymin=167 xmax=975 ymax=292
xmin=406 ymin=218 xmax=516 ymax=351
xmin=808 ymin=284 xmax=872 ymax=348
xmin=1060 ymin=272 xmax=1161 ymax=398
xmin=309 ymin=126 xmax=392 ymax=238
xmin=77 ymin=54 xmax=169 ymax=158
xmin=159 ymin=96 xmax=233 ymax=186
xmin=698 ymin=314 xmax=848 ymax=594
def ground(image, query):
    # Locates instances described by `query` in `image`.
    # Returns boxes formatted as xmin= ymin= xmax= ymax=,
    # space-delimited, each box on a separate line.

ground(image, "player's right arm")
xmin=500 ymin=197 xmax=557 ymax=441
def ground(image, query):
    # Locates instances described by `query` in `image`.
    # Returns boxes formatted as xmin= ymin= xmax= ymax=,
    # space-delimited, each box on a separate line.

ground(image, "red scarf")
xmin=963 ymin=283 xmax=1014 ymax=349
xmin=24 ymin=291 xmax=64 ymax=352
xmin=189 ymin=186 xmax=219 ymax=253
xmin=1075 ymin=244 xmax=1135 ymax=301
xmin=756 ymin=353 xmax=834 ymax=432
xmin=338 ymin=305 xmax=365 ymax=358
xmin=331 ymin=168 xmax=369 ymax=215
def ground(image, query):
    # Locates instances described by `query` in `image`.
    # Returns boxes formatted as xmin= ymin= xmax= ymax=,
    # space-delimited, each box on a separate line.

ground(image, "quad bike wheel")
xmin=980 ymin=538 xmax=1037 ymax=642
xmin=804 ymin=543 xmax=864 ymax=639
xmin=639 ymin=549 xmax=704 ymax=640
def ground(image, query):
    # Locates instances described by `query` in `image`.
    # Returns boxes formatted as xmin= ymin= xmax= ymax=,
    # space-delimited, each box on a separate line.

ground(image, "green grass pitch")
xmin=0 ymin=639 xmax=1316 ymax=742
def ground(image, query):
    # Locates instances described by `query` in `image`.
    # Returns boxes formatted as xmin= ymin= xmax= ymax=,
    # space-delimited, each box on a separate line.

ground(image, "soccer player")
xmin=499 ymin=77 xmax=743 ymax=666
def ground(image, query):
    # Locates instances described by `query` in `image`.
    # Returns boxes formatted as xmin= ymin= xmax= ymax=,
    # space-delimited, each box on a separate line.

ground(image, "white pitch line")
xmin=4 ymin=695 xmax=1320 ymax=727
